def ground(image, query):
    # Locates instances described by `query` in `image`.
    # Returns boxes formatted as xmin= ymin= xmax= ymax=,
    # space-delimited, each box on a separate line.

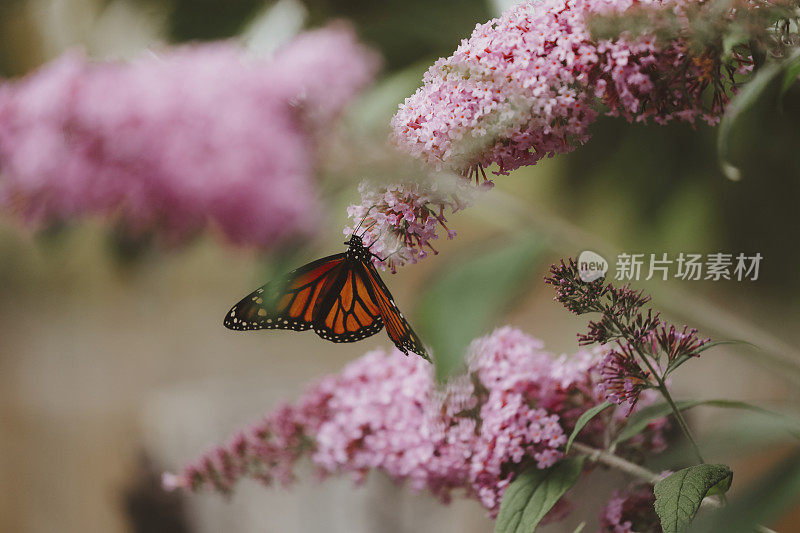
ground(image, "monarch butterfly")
xmin=223 ymin=234 xmax=430 ymax=361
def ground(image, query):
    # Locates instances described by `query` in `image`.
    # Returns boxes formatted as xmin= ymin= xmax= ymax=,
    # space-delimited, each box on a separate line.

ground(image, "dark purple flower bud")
xmin=595 ymin=342 xmax=651 ymax=415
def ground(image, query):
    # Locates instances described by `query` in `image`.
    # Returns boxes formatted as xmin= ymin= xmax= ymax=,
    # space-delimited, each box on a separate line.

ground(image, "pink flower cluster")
xmin=596 ymin=342 xmax=652 ymax=415
xmin=0 ymin=25 xmax=378 ymax=248
xmin=169 ymin=326 xmax=668 ymax=517
xmin=391 ymin=0 xmax=727 ymax=175
xmin=599 ymin=484 xmax=661 ymax=533
xmin=343 ymin=178 xmax=476 ymax=272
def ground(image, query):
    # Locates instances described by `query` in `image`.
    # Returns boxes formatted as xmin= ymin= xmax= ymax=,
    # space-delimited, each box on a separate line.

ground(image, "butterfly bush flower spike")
xmin=169 ymin=327 xmax=668 ymax=518
xmin=392 ymin=0 xmax=739 ymax=175
xmin=344 ymin=178 xmax=476 ymax=272
xmin=545 ymin=258 xmax=710 ymax=414
xmin=0 ymin=25 xmax=378 ymax=248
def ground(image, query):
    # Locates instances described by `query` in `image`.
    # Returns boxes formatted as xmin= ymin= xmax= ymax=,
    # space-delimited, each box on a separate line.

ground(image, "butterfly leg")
xmin=372 ymin=249 xmax=402 ymax=263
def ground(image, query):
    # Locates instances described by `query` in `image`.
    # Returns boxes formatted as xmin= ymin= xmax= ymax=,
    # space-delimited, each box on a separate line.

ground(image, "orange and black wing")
xmin=224 ymin=254 xmax=345 ymax=331
xmin=358 ymin=260 xmax=430 ymax=361
xmin=311 ymin=259 xmax=385 ymax=343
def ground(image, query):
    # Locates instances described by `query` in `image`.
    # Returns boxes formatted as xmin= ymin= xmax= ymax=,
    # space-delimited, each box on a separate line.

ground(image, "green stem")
xmin=569 ymin=442 xmax=724 ymax=510
xmin=657 ymin=381 xmax=706 ymax=463
xmin=606 ymin=319 xmax=732 ymax=504
xmin=570 ymin=442 xmax=660 ymax=483
xmin=636 ymin=345 xmax=706 ymax=465
xmin=608 ymin=316 xmax=707 ymax=465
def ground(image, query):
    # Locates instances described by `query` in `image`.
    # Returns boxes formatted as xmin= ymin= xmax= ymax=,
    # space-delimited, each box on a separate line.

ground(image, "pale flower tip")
xmin=161 ymin=472 xmax=186 ymax=492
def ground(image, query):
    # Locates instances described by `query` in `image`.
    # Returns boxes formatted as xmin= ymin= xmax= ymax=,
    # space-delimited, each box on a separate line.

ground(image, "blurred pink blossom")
xmin=599 ymin=484 xmax=661 ymax=533
xmin=391 ymin=0 xmax=730 ymax=175
xmin=169 ymin=326 xmax=668 ymax=517
xmin=0 ymin=25 xmax=379 ymax=247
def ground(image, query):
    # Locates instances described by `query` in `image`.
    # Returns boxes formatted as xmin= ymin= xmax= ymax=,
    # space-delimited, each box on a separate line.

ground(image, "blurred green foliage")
xmin=416 ymin=233 xmax=546 ymax=380
xmin=557 ymin=105 xmax=800 ymax=296
xmin=158 ymin=0 xmax=490 ymax=70
xmin=166 ymin=0 xmax=264 ymax=41
xmin=0 ymin=0 xmax=490 ymax=75
xmin=303 ymin=0 xmax=491 ymax=70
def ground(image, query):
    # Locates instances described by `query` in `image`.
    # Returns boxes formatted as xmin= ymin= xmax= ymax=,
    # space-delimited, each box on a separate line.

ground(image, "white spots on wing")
xmin=312 ymin=319 xmax=384 ymax=343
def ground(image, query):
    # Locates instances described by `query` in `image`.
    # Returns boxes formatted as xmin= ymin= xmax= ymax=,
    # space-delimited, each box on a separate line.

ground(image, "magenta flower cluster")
xmin=344 ymin=178 xmax=476 ymax=272
xmin=596 ymin=342 xmax=652 ymax=415
xmin=168 ymin=326 xmax=667 ymax=517
xmin=545 ymin=258 xmax=709 ymax=413
xmin=391 ymin=0 xmax=728 ymax=175
xmin=0 ymin=25 xmax=378 ymax=248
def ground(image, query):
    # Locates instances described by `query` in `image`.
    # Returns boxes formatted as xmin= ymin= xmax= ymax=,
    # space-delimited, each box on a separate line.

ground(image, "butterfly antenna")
xmin=368 ymin=225 xmax=398 ymax=253
xmin=358 ymin=220 xmax=378 ymax=238
xmin=351 ymin=205 xmax=377 ymax=236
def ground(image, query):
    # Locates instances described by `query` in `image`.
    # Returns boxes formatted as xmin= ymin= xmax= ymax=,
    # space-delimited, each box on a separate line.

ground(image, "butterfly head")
xmin=344 ymin=234 xmax=373 ymax=261
xmin=344 ymin=234 xmax=363 ymax=247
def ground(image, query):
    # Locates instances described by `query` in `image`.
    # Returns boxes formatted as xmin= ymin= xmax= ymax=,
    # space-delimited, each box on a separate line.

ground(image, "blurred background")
xmin=1 ymin=1 xmax=799 ymax=532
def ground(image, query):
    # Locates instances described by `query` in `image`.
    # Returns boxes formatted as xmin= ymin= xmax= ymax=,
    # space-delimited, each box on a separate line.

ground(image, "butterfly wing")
xmin=224 ymin=248 xmax=429 ymax=362
xmin=359 ymin=260 xmax=430 ymax=361
xmin=224 ymin=254 xmax=346 ymax=331
xmin=311 ymin=257 xmax=385 ymax=343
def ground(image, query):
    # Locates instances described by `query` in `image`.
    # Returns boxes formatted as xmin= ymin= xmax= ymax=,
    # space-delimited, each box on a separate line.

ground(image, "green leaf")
xmin=565 ymin=401 xmax=613 ymax=452
xmin=495 ymin=457 xmax=585 ymax=533
xmin=688 ymin=450 xmax=800 ymax=533
xmin=416 ymin=234 xmax=546 ymax=381
xmin=664 ymin=354 xmax=693 ymax=376
xmin=571 ymin=522 xmax=586 ymax=533
xmin=615 ymin=399 xmax=799 ymax=445
xmin=664 ymin=340 xmax=756 ymax=377
xmin=718 ymin=49 xmax=800 ymax=180
xmin=654 ymin=464 xmax=733 ymax=533
xmin=705 ymin=473 xmax=733 ymax=498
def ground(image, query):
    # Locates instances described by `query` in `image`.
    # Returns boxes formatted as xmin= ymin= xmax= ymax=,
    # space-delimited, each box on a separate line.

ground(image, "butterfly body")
xmin=224 ymin=235 xmax=430 ymax=361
